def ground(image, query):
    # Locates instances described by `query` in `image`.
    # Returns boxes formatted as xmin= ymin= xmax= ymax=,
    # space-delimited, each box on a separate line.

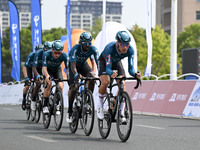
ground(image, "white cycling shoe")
xmin=97 ymin=107 xmax=104 ymax=120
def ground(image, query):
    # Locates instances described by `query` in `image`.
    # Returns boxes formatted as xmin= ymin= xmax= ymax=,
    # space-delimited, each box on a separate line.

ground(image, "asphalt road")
xmin=0 ymin=105 xmax=200 ymax=150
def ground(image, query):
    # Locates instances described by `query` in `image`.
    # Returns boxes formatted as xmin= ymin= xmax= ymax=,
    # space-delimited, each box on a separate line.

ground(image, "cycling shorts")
xmin=45 ymin=68 xmax=63 ymax=80
xmin=68 ymin=61 xmax=93 ymax=85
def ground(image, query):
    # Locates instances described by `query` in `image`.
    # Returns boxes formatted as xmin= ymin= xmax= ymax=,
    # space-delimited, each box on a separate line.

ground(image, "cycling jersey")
xmin=100 ymin=42 xmax=135 ymax=76
xmin=69 ymin=44 xmax=99 ymax=66
xmin=42 ymin=50 xmax=68 ymax=70
xmin=24 ymin=52 xmax=35 ymax=67
xmin=33 ymin=49 xmax=46 ymax=68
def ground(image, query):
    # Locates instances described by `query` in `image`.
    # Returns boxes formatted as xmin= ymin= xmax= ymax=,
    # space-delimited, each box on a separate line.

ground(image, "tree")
xmin=42 ymin=27 xmax=67 ymax=42
xmin=90 ymin=17 xmax=102 ymax=39
xmin=177 ymin=23 xmax=200 ymax=57
xmin=130 ymin=25 xmax=175 ymax=77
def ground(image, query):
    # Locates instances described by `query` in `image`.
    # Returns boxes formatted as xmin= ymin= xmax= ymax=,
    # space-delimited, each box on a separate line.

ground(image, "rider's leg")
xmin=87 ymin=71 xmax=95 ymax=93
xmin=22 ymin=85 xmax=30 ymax=110
xmin=43 ymin=80 xmax=52 ymax=113
xmin=68 ymin=84 xmax=78 ymax=115
xmin=97 ymin=75 xmax=110 ymax=119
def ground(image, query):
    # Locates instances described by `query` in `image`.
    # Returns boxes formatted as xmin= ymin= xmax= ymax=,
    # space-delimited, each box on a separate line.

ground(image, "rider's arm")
xmin=105 ymin=54 xmax=114 ymax=76
xmin=128 ymin=54 xmax=136 ymax=77
xmin=70 ymin=61 xmax=78 ymax=74
xmin=32 ymin=66 xmax=39 ymax=76
xmin=42 ymin=67 xmax=50 ymax=78
xmin=23 ymin=66 xmax=28 ymax=78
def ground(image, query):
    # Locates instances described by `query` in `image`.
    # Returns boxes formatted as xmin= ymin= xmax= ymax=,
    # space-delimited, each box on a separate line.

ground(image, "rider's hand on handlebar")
xmin=45 ymin=75 xmax=51 ymax=84
xmin=111 ymin=70 xmax=118 ymax=78
xmin=135 ymin=71 xmax=142 ymax=79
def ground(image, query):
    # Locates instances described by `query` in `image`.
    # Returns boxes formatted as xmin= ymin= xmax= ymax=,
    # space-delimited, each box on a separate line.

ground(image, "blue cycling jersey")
xmin=24 ymin=52 xmax=35 ymax=67
xmin=33 ymin=49 xmax=45 ymax=68
xmin=42 ymin=50 xmax=69 ymax=70
xmin=101 ymin=42 xmax=135 ymax=76
xmin=69 ymin=44 xmax=99 ymax=66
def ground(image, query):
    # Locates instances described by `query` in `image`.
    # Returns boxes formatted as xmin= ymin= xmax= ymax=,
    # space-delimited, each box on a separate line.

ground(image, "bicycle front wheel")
xmin=82 ymin=90 xmax=95 ymax=136
xmin=25 ymin=90 xmax=32 ymax=120
xmin=116 ymin=91 xmax=133 ymax=142
xmin=54 ymin=90 xmax=64 ymax=131
xmin=69 ymin=106 xmax=79 ymax=133
xmin=98 ymin=95 xmax=112 ymax=139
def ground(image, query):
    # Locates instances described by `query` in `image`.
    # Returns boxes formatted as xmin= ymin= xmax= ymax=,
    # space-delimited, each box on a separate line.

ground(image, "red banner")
xmin=160 ymin=81 xmax=196 ymax=115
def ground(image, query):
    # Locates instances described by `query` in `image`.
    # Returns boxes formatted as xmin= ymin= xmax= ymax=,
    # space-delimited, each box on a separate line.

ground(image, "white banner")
xmin=144 ymin=0 xmax=153 ymax=76
xmin=182 ymin=80 xmax=200 ymax=117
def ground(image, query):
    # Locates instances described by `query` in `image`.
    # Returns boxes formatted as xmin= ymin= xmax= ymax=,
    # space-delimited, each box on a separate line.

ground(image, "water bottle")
xmin=110 ymin=97 xmax=115 ymax=109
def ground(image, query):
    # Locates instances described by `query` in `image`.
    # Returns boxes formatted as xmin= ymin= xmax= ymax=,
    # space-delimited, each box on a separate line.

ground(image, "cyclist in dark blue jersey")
xmin=97 ymin=31 xmax=141 ymax=120
xmin=42 ymin=40 xmax=69 ymax=114
xmin=31 ymin=42 xmax=52 ymax=111
xmin=66 ymin=32 xmax=99 ymax=123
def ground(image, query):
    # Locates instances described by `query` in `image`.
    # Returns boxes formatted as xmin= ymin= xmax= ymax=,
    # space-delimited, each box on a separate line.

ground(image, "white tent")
xmin=94 ymin=21 xmax=138 ymax=77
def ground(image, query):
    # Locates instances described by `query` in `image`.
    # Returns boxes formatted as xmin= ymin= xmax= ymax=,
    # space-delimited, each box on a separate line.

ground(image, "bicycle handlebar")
xmin=111 ymin=77 xmax=142 ymax=89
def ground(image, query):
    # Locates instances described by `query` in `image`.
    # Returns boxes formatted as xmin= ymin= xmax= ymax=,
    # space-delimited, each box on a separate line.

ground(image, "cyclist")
xmin=97 ymin=30 xmax=141 ymax=120
xmin=31 ymin=42 xmax=52 ymax=111
xmin=21 ymin=45 xmax=41 ymax=110
xmin=66 ymin=32 xmax=99 ymax=123
xmin=42 ymin=40 xmax=68 ymax=114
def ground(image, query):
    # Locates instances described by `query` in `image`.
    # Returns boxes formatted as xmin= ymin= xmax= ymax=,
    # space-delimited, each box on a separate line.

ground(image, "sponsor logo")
xmin=34 ymin=15 xmax=40 ymax=26
xmin=149 ymin=93 xmax=165 ymax=101
xmin=169 ymin=93 xmax=187 ymax=102
xmin=12 ymin=24 xmax=17 ymax=34
xmin=132 ymin=92 xmax=147 ymax=100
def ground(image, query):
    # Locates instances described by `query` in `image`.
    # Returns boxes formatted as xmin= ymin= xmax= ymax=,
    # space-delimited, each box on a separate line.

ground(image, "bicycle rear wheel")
xmin=98 ymin=96 xmax=112 ymax=139
xmin=69 ymin=107 xmax=79 ymax=133
xmin=82 ymin=90 xmax=95 ymax=136
xmin=116 ymin=91 xmax=133 ymax=142
xmin=54 ymin=90 xmax=64 ymax=131
xmin=42 ymin=94 xmax=53 ymax=129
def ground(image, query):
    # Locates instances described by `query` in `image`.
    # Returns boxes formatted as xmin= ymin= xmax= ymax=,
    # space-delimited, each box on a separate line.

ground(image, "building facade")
xmin=67 ymin=0 xmax=122 ymax=31
xmin=156 ymin=0 xmax=200 ymax=35
xmin=0 ymin=0 xmax=31 ymax=37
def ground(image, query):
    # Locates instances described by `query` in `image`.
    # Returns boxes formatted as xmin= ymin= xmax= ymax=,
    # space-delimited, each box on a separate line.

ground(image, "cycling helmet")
xmin=79 ymin=32 xmax=92 ymax=43
xmin=35 ymin=44 xmax=43 ymax=51
xmin=52 ymin=40 xmax=63 ymax=51
xmin=115 ymin=31 xmax=131 ymax=43
xmin=43 ymin=41 xmax=52 ymax=50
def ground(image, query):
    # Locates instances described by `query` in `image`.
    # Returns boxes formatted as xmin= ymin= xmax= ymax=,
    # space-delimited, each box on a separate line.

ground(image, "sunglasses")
xmin=82 ymin=42 xmax=92 ymax=46
xmin=53 ymin=51 xmax=62 ymax=55
xmin=119 ymin=43 xmax=129 ymax=47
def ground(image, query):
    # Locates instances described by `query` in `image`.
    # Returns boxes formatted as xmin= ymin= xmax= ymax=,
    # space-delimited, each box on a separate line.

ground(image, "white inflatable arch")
xmin=94 ymin=21 xmax=137 ymax=77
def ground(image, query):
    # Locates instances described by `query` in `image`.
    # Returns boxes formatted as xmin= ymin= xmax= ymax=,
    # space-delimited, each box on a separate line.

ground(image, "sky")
xmin=41 ymin=0 xmax=156 ymax=30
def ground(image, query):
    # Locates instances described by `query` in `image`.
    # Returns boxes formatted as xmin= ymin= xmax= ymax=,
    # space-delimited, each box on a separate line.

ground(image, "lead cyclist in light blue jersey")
xmin=42 ymin=40 xmax=69 ymax=114
xmin=97 ymin=31 xmax=141 ymax=120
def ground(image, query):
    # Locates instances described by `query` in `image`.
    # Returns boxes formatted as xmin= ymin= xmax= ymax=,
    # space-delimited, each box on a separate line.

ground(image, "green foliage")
xmin=130 ymin=25 xmax=172 ymax=77
xmin=177 ymin=23 xmax=200 ymax=57
xmin=42 ymin=27 xmax=66 ymax=42
xmin=90 ymin=17 xmax=102 ymax=39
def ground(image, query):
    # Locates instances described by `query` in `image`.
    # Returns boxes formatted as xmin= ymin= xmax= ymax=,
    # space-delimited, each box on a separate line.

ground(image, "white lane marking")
xmin=135 ymin=124 xmax=165 ymax=130
xmin=4 ymin=108 xmax=13 ymax=111
xmin=26 ymin=135 xmax=56 ymax=143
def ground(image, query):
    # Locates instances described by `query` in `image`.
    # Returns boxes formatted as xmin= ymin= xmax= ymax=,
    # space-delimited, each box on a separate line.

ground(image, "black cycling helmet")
xmin=115 ymin=31 xmax=131 ymax=43
xmin=35 ymin=44 xmax=43 ymax=51
xmin=79 ymin=32 xmax=92 ymax=43
xmin=52 ymin=40 xmax=63 ymax=51
xmin=43 ymin=41 xmax=52 ymax=50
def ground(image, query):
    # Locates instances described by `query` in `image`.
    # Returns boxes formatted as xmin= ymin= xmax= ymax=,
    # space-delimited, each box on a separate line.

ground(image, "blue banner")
xmin=8 ymin=0 xmax=20 ymax=81
xmin=31 ymin=0 xmax=42 ymax=52
xmin=0 ymin=26 xmax=2 ymax=84
xmin=67 ymin=0 xmax=72 ymax=52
